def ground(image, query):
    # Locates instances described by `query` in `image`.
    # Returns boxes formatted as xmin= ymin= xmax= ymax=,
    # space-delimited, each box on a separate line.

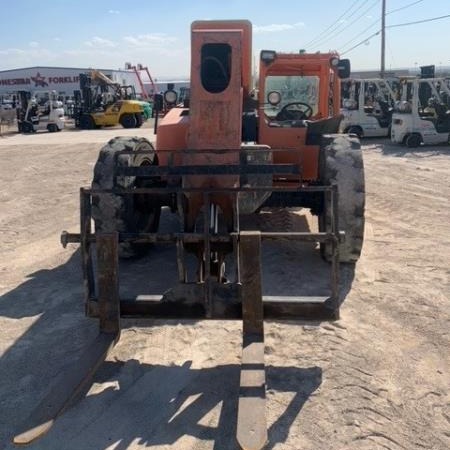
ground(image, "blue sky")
xmin=0 ymin=0 xmax=449 ymax=78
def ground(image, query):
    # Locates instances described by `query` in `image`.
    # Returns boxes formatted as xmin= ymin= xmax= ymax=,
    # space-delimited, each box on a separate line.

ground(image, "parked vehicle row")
xmin=340 ymin=76 xmax=450 ymax=147
xmin=391 ymin=77 xmax=450 ymax=147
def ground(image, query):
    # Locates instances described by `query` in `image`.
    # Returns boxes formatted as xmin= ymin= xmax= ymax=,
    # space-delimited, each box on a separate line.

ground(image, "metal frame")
xmin=61 ymin=181 xmax=341 ymax=322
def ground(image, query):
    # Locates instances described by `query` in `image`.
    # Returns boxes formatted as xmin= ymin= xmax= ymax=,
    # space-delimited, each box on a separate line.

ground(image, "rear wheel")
xmin=47 ymin=123 xmax=57 ymax=133
xmin=319 ymin=134 xmax=365 ymax=263
xmin=21 ymin=122 xmax=34 ymax=133
xmin=135 ymin=113 xmax=144 ymax=128
xmin=347 ymin=126 xmax=363 ymax=139
xmin=91 ymin=137 xmax=161 ymax=258
xmin=120 ymin=113 xmax=137 ymax=129
xmin=79 ymin=114 xmax=95 ymax=130
xmin=405 ymin=133 xmax=421 ymax=148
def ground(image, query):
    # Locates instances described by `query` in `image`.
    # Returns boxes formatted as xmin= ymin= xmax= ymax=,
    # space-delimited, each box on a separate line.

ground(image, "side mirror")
xmin=337 ymin=59 xmax=351 ymax=79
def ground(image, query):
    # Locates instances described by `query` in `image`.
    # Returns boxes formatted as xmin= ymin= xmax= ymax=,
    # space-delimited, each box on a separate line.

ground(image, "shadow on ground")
xmin=7 ymin=359 xmax=322 ymax=450
xmin=0 ymin=208 xmax=355 ymax=449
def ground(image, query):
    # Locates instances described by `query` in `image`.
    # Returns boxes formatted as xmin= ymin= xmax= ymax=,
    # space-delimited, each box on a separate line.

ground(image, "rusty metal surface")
xmin=96 ymin=233 xmax=120 ymax=334
xmin=61 ymin=180 xmax=341 ymax=322
xmin=237 ymin=232 xmax=267 ymax=450
xmin=61 ymin=231 xmax=338 ymax=246
xmin=239 ymin=232 xmax=264 ymax=335
xmin=80 ymin=188 xmax=95 ymax=312
xmin=115 ymin=295 xmax=336 ymax=320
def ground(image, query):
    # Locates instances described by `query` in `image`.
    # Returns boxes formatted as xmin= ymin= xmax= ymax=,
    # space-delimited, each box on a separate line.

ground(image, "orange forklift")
xmin=14 ymin=20 xmax=364 ymax=449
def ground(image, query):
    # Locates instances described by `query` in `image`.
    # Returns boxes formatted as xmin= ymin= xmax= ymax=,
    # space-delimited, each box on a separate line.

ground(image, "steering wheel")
xmin=275 ymin=102 xmax=313 ymax=121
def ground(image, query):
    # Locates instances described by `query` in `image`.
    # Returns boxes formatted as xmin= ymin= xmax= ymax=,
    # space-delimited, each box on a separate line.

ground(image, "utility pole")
xmin=380 ymin=0 xmax=386 ymax=78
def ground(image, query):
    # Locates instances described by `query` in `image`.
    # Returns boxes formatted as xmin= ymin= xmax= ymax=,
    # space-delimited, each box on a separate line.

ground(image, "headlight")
xmin=267 ymin=90 xmax=281 ymax=106
xmin=330 ymin=57 xmax=340 ymax=67
xmin=164 ymin=89 xmax=177 ymax=105
xmin=260 ymin=50 xmax=276 ymax=64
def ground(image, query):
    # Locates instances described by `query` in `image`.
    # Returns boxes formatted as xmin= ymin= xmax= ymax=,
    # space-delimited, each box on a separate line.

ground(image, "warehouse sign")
xmin=0 ymin=72 xmax=80 ymax=88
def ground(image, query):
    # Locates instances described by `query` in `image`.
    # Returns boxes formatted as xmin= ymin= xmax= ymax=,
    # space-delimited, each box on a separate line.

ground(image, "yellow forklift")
xmin=73 ymin=73 xmax=145 ymax=129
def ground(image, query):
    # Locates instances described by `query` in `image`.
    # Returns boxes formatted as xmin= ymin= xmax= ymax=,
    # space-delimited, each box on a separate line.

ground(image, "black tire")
xmin=47 ymin=123 xmax=57 ymax=133
xmin=91 ymin=137 xmax=161 ymax=258
xmin=405 ymin=133 xmax=421 ymax=148
xmin=347 ymin=126 xmax=363 ymax=139
xmin=79 ymin=114 xmax=95 ymax=130
xmin=22 ymin=121 xmax=34 ymax=133
xmin=135 ymin=113 xmax=144 ymax=128
xmin=319 ymin=134 xmax=365 ymax=263
xmin=120 ymin=113 xmax=137 ymax=129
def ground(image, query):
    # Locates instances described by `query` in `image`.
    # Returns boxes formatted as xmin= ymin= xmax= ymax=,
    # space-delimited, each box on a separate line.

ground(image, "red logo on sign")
xmin=31 ymin=72 xmax=49 ymax=88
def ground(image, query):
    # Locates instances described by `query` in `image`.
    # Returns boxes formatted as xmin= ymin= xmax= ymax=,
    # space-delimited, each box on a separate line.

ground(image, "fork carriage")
xmin=14 ymin=152 xmax=342 ymax=449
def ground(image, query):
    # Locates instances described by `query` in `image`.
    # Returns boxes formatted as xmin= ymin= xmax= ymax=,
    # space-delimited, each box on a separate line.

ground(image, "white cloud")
xmin=0 ymin=48 xmax=26 ymax=56
xmin=63 ymin=49 xmax=114 ymax=56
xmin=0 ymin=47 xmax=56 ymax=69
xmin=84 ymin=36 xmax=116 ymax=48
xmin=254 ymin=22 xmax=304 ymax=33
xmin=0 ymin=47 xmax=53 ymax=58
xmin=108 ymin=9 xmax=120 ymax=14
xmin=29 ymin=41 xmax=39 ymax=48
xmin=123 ymin=33 xmax=177 ymax=48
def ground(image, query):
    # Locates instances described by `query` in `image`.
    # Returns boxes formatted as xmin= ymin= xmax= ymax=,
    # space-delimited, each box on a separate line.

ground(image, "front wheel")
xmin=405 ymin=133 xmax=421 ymax=148
xmin=21 ymin=122 xmax=34 ymax=133
xmin=134 ymin=113 xmax=144 ymax=128
xmin=319 ymin=134 xmax=365 ymax=263
xmin=79 ymin=114 xmax=95 ymax=130
xmin=91 ymin=137 xmax=161 ymax=258
xmin=120 ymin=113 xmax=137 ymax=129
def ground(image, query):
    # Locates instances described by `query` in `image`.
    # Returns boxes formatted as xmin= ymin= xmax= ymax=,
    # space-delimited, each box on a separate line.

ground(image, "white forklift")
xmin=340 ymin=78 xmax=397 ymax=138
xmin=17 ymin=90 xmax=65 ymax=133
xmin=391 ymin=78 xmax=450 ymax=147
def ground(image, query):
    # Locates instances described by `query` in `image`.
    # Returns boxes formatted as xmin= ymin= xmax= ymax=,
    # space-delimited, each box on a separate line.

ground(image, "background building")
xmin=0 ymin=66 xmax=145 ymax=99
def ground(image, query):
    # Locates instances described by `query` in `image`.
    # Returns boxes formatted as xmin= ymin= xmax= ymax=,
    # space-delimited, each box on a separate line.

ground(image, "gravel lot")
xmin=0 ymin=121 xmax=449 ymax=449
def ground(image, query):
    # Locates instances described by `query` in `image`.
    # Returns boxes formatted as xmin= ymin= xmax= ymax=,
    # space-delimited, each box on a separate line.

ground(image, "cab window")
xmin=201 ymin=43 xmax=231 ymax=93
xmin=264 ymin=75 xmax=319 ymax=122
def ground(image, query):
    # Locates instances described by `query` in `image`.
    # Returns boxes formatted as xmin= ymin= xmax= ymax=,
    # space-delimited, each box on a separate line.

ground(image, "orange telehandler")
xmin=14 ymin=20 xmax=364 ymax=449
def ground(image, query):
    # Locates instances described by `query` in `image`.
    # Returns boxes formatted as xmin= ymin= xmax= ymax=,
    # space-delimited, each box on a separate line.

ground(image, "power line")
xmin=309 ymin=0 xmax=380 ymax=50
xmin=340 ymin=13 xmax=450 ymax=56
xmin=303 ymin=0 xmax=367 ymax=48
xmin=338 ymin=0 xmax=425 ymax=52
xmin=387 ymin=14 xmax=450 ymax=28
xmin=338 ymin=17 xmax=380 ymax=50
xmin=304 ymin=0 xmax=422 ymax=52
xmin=386 ymin=0 xmax=424 ymax=16
xmin=340 ymin=30 xmax=381 ymax=55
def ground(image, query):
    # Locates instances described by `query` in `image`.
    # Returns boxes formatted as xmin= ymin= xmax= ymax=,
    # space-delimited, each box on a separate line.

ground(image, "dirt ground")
xmin=0 ymin=121 xmax=449 ymax=450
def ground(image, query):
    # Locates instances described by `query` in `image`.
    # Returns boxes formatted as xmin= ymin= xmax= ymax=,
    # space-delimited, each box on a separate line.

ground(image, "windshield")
xmin=263 ymin=75 xmax=319 ymax=119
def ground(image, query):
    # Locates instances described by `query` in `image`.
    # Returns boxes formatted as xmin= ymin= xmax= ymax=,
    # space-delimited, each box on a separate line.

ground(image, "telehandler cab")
xmin=14 ymin=20 xmax=365 ymax=449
